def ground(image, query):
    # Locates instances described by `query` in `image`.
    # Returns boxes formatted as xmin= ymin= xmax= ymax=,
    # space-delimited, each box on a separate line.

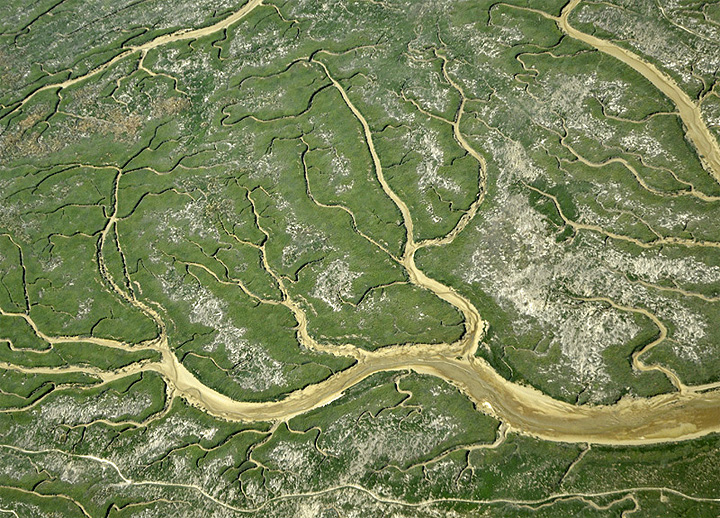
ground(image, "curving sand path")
xmin=2 ymin=0 xmax=264 ymax=119
xmin=556 ymin=0 xmax=720 ymax=184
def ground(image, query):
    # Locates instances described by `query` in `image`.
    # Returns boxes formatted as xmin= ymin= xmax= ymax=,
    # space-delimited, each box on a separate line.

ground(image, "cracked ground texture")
xmin=1 ymin=0 xmax=720 ymax=516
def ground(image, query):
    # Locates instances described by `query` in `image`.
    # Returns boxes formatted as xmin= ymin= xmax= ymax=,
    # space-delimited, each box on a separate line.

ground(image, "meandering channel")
xmin=148 ymin=345 xmax=720 ymax=446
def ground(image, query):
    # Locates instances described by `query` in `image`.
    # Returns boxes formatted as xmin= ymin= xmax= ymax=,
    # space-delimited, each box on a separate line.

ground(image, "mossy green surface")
xmin=1 ymin=0 xmax=720 ymax=516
